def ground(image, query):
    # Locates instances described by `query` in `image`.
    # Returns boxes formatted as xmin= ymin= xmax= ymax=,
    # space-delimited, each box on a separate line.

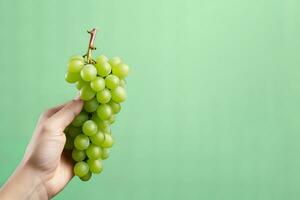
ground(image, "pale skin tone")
xmin=0 ymin=98 xmax=83 ymax=200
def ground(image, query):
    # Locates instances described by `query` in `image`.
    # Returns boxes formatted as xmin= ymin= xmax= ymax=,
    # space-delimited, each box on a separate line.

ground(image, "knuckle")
xmin=66 ymin=108 xmax=76 ymax=119
xmin=42 ymin=120 xmax=54 ymax=131
xmin=40 ymin=111 xmax=48 ymax=118
xmin=40 ymin=109 xmax=52 ymax=118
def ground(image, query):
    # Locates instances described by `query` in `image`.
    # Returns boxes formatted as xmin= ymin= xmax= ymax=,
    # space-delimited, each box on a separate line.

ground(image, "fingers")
xmin=38 ymin=102 xmax=71 ymax=125
xmin=46 ymin=151 xmax=74 ymax=197
xmin=42 ymin=103 xmax=68 ymax=118
xmin=45 ymin=99 xmax=83 ymax=131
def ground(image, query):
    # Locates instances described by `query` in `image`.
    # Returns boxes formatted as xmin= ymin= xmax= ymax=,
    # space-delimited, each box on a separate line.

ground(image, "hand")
xmin=0 ymin=98 xmax=83 ymax=200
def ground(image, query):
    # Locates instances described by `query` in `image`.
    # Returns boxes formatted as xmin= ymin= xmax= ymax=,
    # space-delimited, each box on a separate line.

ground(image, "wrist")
xmin=0 ymin=163 xmax=49 ymax=200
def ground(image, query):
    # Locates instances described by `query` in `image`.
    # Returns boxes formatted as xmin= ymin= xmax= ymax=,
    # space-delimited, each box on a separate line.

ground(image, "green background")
xmin=0 ymin=0 xmax=300 ymax=199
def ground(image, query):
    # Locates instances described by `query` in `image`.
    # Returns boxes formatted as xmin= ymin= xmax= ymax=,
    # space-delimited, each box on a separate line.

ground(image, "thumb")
xmin=46 ymin=99 xmax=83 ymax=131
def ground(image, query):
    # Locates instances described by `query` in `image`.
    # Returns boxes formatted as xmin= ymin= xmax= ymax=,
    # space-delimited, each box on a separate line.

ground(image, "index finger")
xmin=46 ymin=99 xmax=83 ymax=131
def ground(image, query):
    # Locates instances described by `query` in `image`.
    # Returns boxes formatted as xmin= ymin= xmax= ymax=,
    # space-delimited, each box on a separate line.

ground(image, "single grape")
xmin=86 ymin=144 xmax=102 ymax=159
xmin=119 ymin=79 xmax=126 ymax=87
xmin=96 ymin=88 xmax=111 ymax=104
xmin=108 ymin=101 xmax=121 ymax=114
xmin=83 ymin=98 xmax=98 ymax=113
xmin=68 ymin=59 xmax=84 ymax=73
xmin=76 ymin=78 xmax=89 ymax=90
xmin=90 ymin=131 xmax=105 ymax=145
xmin=64 ymin=136 xmax=74 ymax=150
xmin=108 ymin=115 xmax=115 ymax=124
xmin=70 ymin=55 xmax=84 ymax=62
xmin=80 ymin=171 xmax=92 ymax=181
xmin=101 ymin=134 xmax=114 ymax=148
xmin=90 ymin=77 xmax=105 ymax=92
xmin=74 ymin=134 xmax=90 ymax=150
xmin=65 ymin=72 xmax=80 ymax=83
xmin=68 ymin=126 xmax=82 ymax=138
xmin=72 ymin=149 xmax=86 ymax=162
xmin=97 ymin=104 xmax=112 ymax=120
xmin=112 ymin=63 xmax=129 ymax=79
xmin=98 ymin=120 xmax=110 ymax=130
xmin=74 ymin=161 xmax=89 ymax=177
xmin=72 ymin=111 xmax=89 ymax=127
xmin=108 ymin=57 xmax=122 ymax=67
xmin=111 ymin=86 xmax=127 ymax=103
xmin=105 ymin=74 xmax=120 ymax=90
xmin=80 ymin=85 xmax=96 ymax=101
xmin=91 ymin=114 xmax=110 ymax=129
xmin=87 ymin=159 xmax=103 ymax=174
xmin=91 ymin=113 xmax=100 ymax=124
xmin=101 ymin=126 xmax=111 ymax=134
xmin=95 ymin=61 xmax=111 ymax=77
xmin=82 ymin=120 xmax=98 ymax=136
xmin=101 ymin=148 xmax=110 ymax=160
xmin=81 ymin=64 xmax=97 ymax=81
xmin=95 ymin=55 xmax=108 ymax=63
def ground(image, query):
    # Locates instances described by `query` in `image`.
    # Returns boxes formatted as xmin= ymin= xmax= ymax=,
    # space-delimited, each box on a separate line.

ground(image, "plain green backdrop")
xmin=0 ymin=0 xmax=300 ymax=199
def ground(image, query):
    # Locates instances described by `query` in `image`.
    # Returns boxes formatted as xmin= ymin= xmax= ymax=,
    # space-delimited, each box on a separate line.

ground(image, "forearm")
xmin=0 ymin=163 xmax=48 ymax=200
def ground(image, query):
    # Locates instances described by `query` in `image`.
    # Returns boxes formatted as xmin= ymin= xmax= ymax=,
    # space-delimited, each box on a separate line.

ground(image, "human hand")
xmin=0 ymin=98 xmax=83 ymax=200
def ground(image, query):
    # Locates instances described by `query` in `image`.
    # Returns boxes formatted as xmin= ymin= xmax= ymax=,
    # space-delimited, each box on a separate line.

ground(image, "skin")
xmin=0 ymin=98 xmax=83 ymax=200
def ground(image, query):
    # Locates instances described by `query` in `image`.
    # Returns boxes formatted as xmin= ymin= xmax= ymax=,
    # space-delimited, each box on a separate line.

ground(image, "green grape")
xmin=97 ymin=104 xmax=112 ymax=120
xmin=72 ymin=111 xmax=89 ymax=127
xmin=74 ymin=161 xmax=89 ymax=177
xmin=90 ymin=77 xmax=105 ymax=92
xmin=95 ymin=55 xmax=108 ymax=63
xmin=101 ymin=134 xmax=114 ymax=148
xmin=68 ymin=59 xmax=84 ymax=73
xmin=111 ymin=86 xmax=126 ymax=103
xmin=70 ymin=55 xmax=84 ymax=62
xmin=108 ymin=101 xmax=121 ymax=114
xmin=74 ymin=134 xmax=90 ymax=150
xmin=76 ymin=78 xmax=89 ymax=90
xmin=68 ymin=126 xmax=81 ymax=138
xmin=83 ymin=98 xmax=98 ymax=113
xmin=105 ymin=74 xmax=120 ymax=90
xmin=65 ymin=72 xmax=80 ymax=83
xmin=87 ymin=159 xmax=103 ymax=174
xmin=86 ymin=144 xmax=102 ymax=159
xmin=101 ymin=148 xmax=110 ymax=160
xmin=96 ymin=88 xmax=111 ymax=104
xmin=108 ymin=115 xmax=115 ymax=124
xmin=64 ymin=136 xmax=74 ymax=150
xmin=101 ymin=126 xmax=111 ymax=134
xmin=112 ymin=63 xmax=129 ymax=79
xmin=108 ymin=57 xmax=122 ymax=67
xmin=91 ymin=113 xmax=101 ymax=124
xmin=91 ymin=114 xmax=110 ymax=129
xmin=72 ymin=149 xmax=86 ymax=162
xmin=80 ymin=85 xmax=96 ymax=101
xmin=82 ymin=120 xmax=98 ymax=136
xmin=80 ymin=171 xmax=92 ymax=181
xmin=90 ymin=131 xmax=105 ymax=145
xmin=80 ymin=64 xmax=97 ymax=81
xmin=95 ymin=61 xmax=111 ymax=77
xmin=98 ymin=120 xmax=110 ymax=130
xmin=119 ymin=79 xmax=126 ymax=87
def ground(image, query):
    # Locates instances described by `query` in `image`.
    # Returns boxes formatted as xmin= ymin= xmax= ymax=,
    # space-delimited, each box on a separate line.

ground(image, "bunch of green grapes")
xmin=64 ymin=51 xmax=129 ymax=181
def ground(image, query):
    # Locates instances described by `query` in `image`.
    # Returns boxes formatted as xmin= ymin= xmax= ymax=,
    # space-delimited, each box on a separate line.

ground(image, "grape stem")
xmin=85 ymin=28 xmax=97 ymax=64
